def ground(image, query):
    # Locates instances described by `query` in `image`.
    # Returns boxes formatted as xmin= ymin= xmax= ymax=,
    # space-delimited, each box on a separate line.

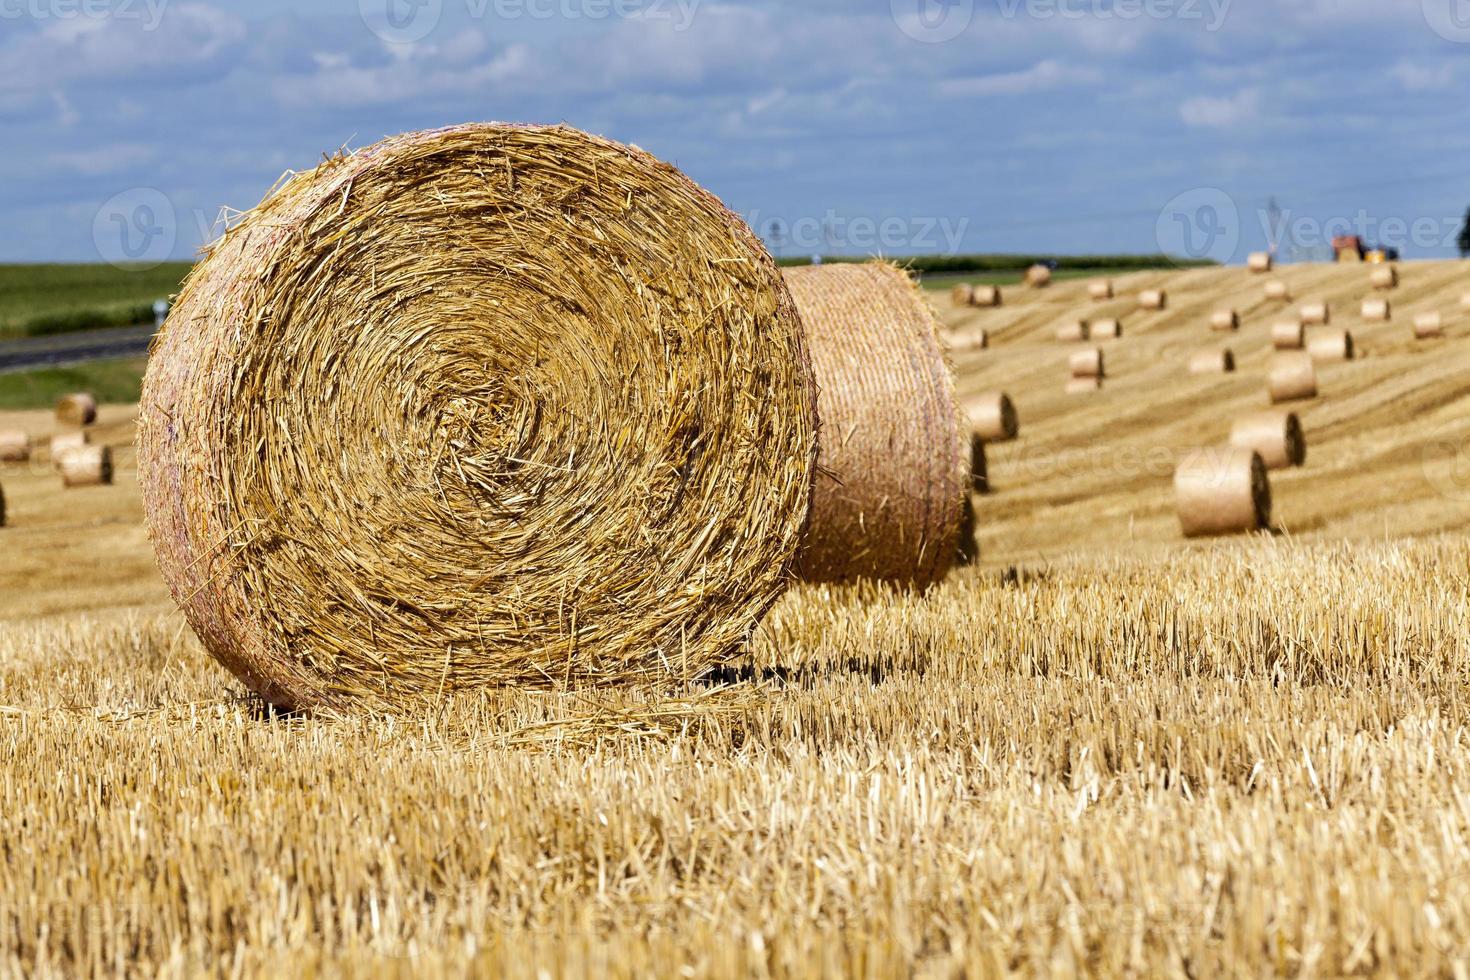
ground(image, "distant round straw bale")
xmin=1247 ymin=252 xmax=1273 ymax=273
xmin=1230 ymin=411 xmax=1305 ymax=470
xmin=962 ymin=391 xmax=1018 ymax=443
xmin=951 ymin=282 xmax=975 ymax=306
xmin=1414 ymin=311 xmax=1444 ymax=339
xmin=1308 ymin=329 xmax=1355 ymax=362
xmin=1269 ymin=351 xmax=1319 ymax=403
xmin=1088 ymin=279 xmax=1113 ymax=300
xmin=950 ymin=328 xmax=988 ymax=352
xmin=1091 ymin=317 xmax=1123 ymax=340
xmin=970 ymin=436 xmax=989 ymax=494
xmin=1300 ymin=302 xmax=1330 ymax=325
xmin=1066 ymin=376 xmax=1102 ymax=394
xmin=784 ymin=262 xmax=969 ymax=589
xmin=1174 ymin=448 xmax=1271 ymax=538
xmin=1069 ymin=347 xmax=1104 ymax=379
xmin=1361 ymin=297 xmax=1391 ymax=321
xmin=58 ymin=445 xmax=113 ymax=487
xmin=1461 ymin=291 xmax=1470 ymax=310
xmin=1025 ymin=264 xmax=1052 ymax=288
xmin=0 ymin=430 xmax=29 ymax=463
xmin=137 ymin=123 xmax=820 ymax=711
xmin=1188 ymin=348 xmax=1235 ymax=375
xmin=971 ymin=284 xmax=1002 ymax=307
xmin=1210 ymin=309 xmax=1240 ymax=331
xmin=1056 ymin=320 xmax=1089 ymax=342
xmin=1264 ymin=280 xmax=1291 ymax=301
xmin=50 ymin=430 xmax=89 ymax=463
xmin=1139 ymin=289 xmax=1167 ymax=310
xmin=1271 ymin=319 xmax=1306 ymax=350
xmin=55 ymin=393 xmax=97 ymax=427
xmin=1370 ymin=265 xmax=1398 ymax=290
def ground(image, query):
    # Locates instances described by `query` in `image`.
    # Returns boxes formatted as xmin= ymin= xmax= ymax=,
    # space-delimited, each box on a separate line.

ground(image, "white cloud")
xmin=939 ymin=59 xmax=1101 ymax=97
xmin=1390 ymin=60 xmax=1456 ymax=92
xmin=1180 ymin=87 xmax=1262 ymax=128
xmin=49 ymin=143 xmax=157 ymax=176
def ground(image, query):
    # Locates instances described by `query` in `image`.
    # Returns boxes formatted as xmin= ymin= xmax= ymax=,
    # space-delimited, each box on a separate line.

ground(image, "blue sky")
xmin=5 ymin=0 xmax=1470 ymax=265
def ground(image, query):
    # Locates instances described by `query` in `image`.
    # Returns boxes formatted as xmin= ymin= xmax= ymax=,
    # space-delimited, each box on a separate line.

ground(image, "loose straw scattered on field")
xmin=0 ymin=431 xmax=29 ymax=463
xmin=1230 ymin=411 xmax=1306 ymax=470
xmin=1414 ymin=311 xmax=1444 ymax=339
xmin=1269 ymin=351 xmax=1319 ymax=403
xmin=58 ymin=445 xmax=113 ymax=487
xmin=1069 ymin=348 xmax=1104 ymax=379
xmin=1174 ymin=448 xmax=1270 ymax=538
xmin=1247 ymin=252 xmax=1273 ymax=273
xmin=1088 ymin=279 xmax=1113 ymax=300
xmin=1308 ymin=329 xmax=1355 ymax=362
xmin=1210 ymin=309 xmax=1240 ymax=332
xmin=1271 ymin=319 xmax=1306 ymax=350
xmin=137 ymin=123 xmax=821 ymax=711
xmin=1025 ymin=264 xmax=1052 ymax=288
xmin=1362 ymin=298 xmax=1391 ymax=321
xmin=1065 ymin=376 xmax=1102 ymax=394
xmin=1301 ymin=302 xmax=1330 ymax=325
xmin=961 ymin=391 xmax=1018 ymax=443
xmin=55 ymin=393 xmax=97 ymax=427
xmin=1139 ymin=289 xmax=1167 ymax=310
xmin=1091 ymin=318 xmax=1123 ymax=340
xmin=1370 ymin=265 xmax=1398 ymax=290
xmin=784 ymin=262 xmax=969 ymax=590
xmin=1056 ymin=320 xmax=1089 ymax=342
xmin=950 ymin=283 xmax=975 ymax=306
xmin=1188 ymin=348 xmax=1235 ymax=374
xmin=1264 ymin=280 xmax=1291 ymax=301
xmin=971 ymin=284 xmax=1002 ymax=307
xmin=950 ymin=328 xmax=988 ymax=352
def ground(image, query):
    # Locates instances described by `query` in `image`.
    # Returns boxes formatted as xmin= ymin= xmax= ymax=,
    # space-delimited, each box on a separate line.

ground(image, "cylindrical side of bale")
xmin=1414 ymin=311 xmax=1444 ymax=339
xmin=50 ymin=430 xmax=89 ymax=463
xmin=1210 ymin=309 xmax=1240 ymax=332
xmin=1065 ymin=376 xmax=1102 ymax=394
xmin=1247 ymin=252 xmax=1273 ymax=273
xmin=962 ymin=391 xmax=1018 ymax=443
xmin=1370 ymin=266 xmax=1398 ymax=290
xmin=1069 ymin=347 xmax=1104 ymax=379
xmin=1056 ymin=320 xmax=1090 ymax=342
xmin=1307 ymin=329 xmax=1355 ymax=363
xmin=1269 ymin=351 xmax=1319 ymax=403
xmin=1230 ymin=411 xmax=1306 ymax=470
xmin=1091 ymin=318 xmax=1123 ymax=340
xmin=1174 ymin=448 xmax=1271 ymax=538
xmin=1264 ymin=280 xmax=1291 ymax=301
xmin=58 ymin=445 xmax=113 ymax=487
xmin=971 ymin=284 xmax=1002 ymax=307
xmin=785 ymin=262 xmax=970 ymax=590
xmin=55 ymin=392 xmax=97 ymax=427
xmin=1188 ymin=349 xmax=1235 ymax=375
xmin=1301 ymin=302 xmax=1330 ymax=325
xmin=1362 ymin=298 xmax=1391 ymax=321
xmin=950 ymin=328 xmax=988 ymax=352
xmin=0 ymin=430 xmax=29 ymax=462
xmin=137 ymin=123 xmax=822 ymax=712
xmin=1025 ymin=264 xmax=1052 ymax=288
xmin=1271 ymin=319 xmax=1306 ymax=350
xmin=950 ymin=283 xmax=975 ymax=306
xmin=970 ymin=435 xmax=988 ymax=494
xmin=1139 ymin=289 xmax=1167 ymax=310
xmin=1088 ymin=279 xmax=1113 ymax=300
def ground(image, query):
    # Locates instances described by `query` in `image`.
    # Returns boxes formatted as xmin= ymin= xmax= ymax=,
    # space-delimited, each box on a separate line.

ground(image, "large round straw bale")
xmin=1271 ymin=319 xmax=1306 ymax=350
xmin=970 ymin=435 xmax=988 ymax=494
xmin=1174 ymin=448 xmax=1270 ymax=538
xmin=1361 ymin=297 xmax=1391 ymax=321
xmin=58 ymin=445 xmax=112 ymax=487
xmin=971 ymin=284 xmax=1002 ymax=307
xmin=1088 ymin=279 xmax=1113 ymax=300
xmin=55 ymin=393 xmax=97 ymax=427
xmin=1370 ymin=265 xmax=1398 ymax=290
xmin=1210 ymin=309 xmax=1240 ymax=331
xmin=0 ymin=431 xmax=29 ymax=463
xmin=950 ymin=328 xmax=988 ymax=352
xmin=962 ymin=391 xmax=1018 ymax=443
xmin=1025 ymin=264 xmax=1052 ymax=288
xmin=1247 ymin=251 xmax=1273 ymax=273
xmin=950 ymin=282 xmax=975 ymax=306
xmin=1307 ymin=329 xmax=1355 ymax=362
xmin=1065 ymin=376 xmax=1102 ymax=394
xmin=1264 ymin=280 xmax=1291 ymax=301
xmin=784 ymin=262 xmax=969 ymax=589
xmin=1091 ymin=317 xmax=1123 ymax=340
xmin=1269 ymin=351 xmax=1318 ymax=403
xmin=1300 ymin=302 xmax=1330 ymax=325
xmin=50 ymin=430 xmax=89 ymax=463
xmin=1414 ymin=311 xmax=1444 ymax=339
xmin=137 ymin=123 xmax=820 ymax=711
xmin=1230 ymin=411 xmax=1305 ymax=470
xmin=1188 ymin=348 xmax=1235 ymax=375
xmin=1056 ymin=320 xmax=1089 ymax=342
xmin=1139 ymin=289 xmax=1167 ymax=310
xmin=1069 ymin=347 xmax=1104 ymax=379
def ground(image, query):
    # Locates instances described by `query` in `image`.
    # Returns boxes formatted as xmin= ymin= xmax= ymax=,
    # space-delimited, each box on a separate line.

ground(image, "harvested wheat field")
xmin=6 ymin=261 xmax=1470 ymax=974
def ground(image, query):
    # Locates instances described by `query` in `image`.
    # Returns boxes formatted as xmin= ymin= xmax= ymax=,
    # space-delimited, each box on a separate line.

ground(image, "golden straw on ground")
xmin=1174 ymin=448 xmax=1271 ymax=538
xmin=1065 ymin=376 xmax=1102 ymax=394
